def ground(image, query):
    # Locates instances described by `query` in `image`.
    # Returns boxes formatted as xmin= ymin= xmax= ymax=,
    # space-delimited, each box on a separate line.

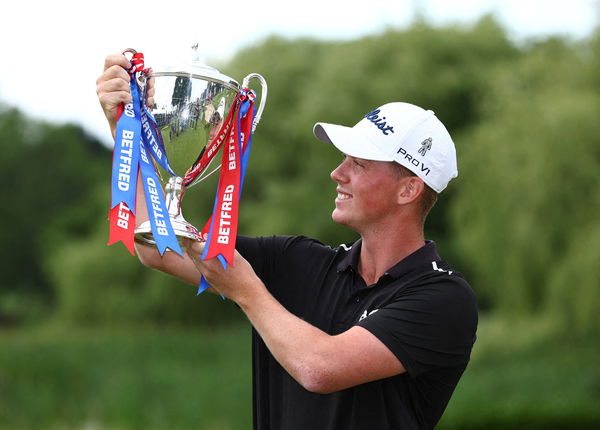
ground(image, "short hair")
xmin=392 ymin=163 xmax=438 ymax=221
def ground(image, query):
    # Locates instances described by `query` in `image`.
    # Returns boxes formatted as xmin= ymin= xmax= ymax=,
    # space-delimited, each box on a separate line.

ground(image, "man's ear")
xmin=397 ymin=177 xmax=425 ymax=205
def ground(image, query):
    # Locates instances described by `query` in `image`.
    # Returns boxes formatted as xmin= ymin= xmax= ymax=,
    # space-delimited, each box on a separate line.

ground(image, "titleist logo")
xmin=364 ymin=109 xmax=394 ymax=135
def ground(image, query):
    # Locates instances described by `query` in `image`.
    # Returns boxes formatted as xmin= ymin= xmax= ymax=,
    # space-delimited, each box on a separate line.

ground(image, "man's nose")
xmin=330 ymin=160 xmax=348 ymax=183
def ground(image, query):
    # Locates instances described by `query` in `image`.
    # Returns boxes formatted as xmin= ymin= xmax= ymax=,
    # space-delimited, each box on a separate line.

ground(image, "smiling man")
xmin=97 ymin=56 xmax=477 ymax=430
xmin=191 ymin=103 xmax=477 ymax=430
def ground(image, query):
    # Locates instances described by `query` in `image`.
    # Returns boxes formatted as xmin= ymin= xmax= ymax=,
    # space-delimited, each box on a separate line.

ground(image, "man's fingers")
xmin=96 ymin=63 xmax=133 ymax=119
xmin=145 ymin=73 xmax=155 ymax=108
xmin=97 ymin=76 xmax=131 ymax=95
xmin=98 ymin=91 xmax=132 ymax=111
xmin=146 ymin=80 xmax=155 ymax=97
xmin=146 ymin=80 xmax=155 ymax=108
xmin=189 ymin=240 xmax=206 ymax=256
xmin=103 ymin=53 xmax=131 ymax=72
xmin=97 ymin=64 xmax=130 ymax=86
xmin=96 ymin=74 xmax=132 ymax=117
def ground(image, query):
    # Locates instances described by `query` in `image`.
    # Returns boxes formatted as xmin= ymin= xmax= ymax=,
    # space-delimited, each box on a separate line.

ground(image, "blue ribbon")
xmin=111 ymin=71 xmax=183 ymax=257
xmin=138 ymin=138 xmax=183 ymax=256
xmin=111 ymin=80 xmax=142 ymax=213
xmin=141 ymin=106 xmax=176 ymax=177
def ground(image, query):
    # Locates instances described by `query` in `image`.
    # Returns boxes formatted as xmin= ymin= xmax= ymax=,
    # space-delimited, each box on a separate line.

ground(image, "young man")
xmin=97 ymin=54 xmax=477 ymax=430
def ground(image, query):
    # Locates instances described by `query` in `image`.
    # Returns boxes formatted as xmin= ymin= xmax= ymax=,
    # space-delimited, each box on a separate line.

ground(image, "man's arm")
xmin=187 ymin=241 xmax=406 ymax=394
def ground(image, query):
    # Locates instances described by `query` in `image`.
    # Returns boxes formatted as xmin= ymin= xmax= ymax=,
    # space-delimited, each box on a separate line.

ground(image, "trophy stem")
xmin=134 ymin=176 xmax=202 ymax=250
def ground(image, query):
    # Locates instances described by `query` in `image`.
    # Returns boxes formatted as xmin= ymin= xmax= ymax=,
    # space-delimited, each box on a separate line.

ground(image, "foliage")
xmin=47 ymin=224 xmax=243 ymax=326
xmin=0 ymin=108 xmax=108 ymax=323
xmin=220 ymin=16 xmax=519 ymax=247
xmin=449 ymin=36 xmax=600 ymax=332
xmin=0 ymin=17 xmax=598 ymax=333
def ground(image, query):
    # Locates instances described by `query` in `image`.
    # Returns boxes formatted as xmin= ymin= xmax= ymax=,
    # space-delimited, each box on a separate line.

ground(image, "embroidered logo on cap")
xmin=364 ymin=109 xmax=395 ymax=136
xmin=418 ymin=137 xmax=432 ymax=156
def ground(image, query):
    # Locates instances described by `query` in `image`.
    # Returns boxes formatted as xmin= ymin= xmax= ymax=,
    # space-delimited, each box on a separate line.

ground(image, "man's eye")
xmin=353 ymin=160 xmax=363 ymax=167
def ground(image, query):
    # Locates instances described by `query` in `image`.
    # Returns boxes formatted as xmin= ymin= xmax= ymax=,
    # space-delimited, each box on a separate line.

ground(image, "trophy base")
xmin=134 ymin=218 xmax=202 ymax=252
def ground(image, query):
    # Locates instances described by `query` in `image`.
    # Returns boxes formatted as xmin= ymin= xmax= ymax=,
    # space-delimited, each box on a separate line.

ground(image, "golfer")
xmin=97 ymin=53 xmax=478 ymax=430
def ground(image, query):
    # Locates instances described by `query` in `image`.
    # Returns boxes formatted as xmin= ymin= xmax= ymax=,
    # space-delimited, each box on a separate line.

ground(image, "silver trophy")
xmin=133 ymin=53 xmax=267 ymax=249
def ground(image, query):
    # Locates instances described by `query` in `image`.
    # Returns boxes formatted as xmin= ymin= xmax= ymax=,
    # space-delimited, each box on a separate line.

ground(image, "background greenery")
xmin=1 ymin=15 xmax=598 ymax=429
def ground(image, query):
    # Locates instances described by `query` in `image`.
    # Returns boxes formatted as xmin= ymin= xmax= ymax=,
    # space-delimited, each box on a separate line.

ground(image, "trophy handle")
xmin=242 ymin=73 xmax=268 ymax=133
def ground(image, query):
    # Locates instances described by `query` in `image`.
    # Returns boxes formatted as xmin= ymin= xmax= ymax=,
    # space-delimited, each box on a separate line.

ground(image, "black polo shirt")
xmin=236 ymin=235 xmax=478 ymax=430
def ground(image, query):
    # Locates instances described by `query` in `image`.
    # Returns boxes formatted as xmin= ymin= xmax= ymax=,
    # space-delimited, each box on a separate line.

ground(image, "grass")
xmin=0 ymin=324 xmax=252 ymax=430
xmin=437 ymin=316 xmax=600 ymax=430
xmin=0 ymin=316 xmax=598 ymax=429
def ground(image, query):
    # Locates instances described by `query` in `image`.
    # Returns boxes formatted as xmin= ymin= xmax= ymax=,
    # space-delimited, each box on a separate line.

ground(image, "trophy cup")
xmin=132 ymin=54 xmax=267 ymax=251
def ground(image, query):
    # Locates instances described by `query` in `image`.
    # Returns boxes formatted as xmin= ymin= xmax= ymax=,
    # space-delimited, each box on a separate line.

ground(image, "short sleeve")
xmin=235 ymin=235 xmax=288 ymax=282
xmin=235 ymin=235 xmax=331 ymax=286
xmin=356 ymin=277 xmax=478 ymax=377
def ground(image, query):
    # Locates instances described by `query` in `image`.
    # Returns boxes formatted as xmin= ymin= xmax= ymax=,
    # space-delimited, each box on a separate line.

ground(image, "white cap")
xmin=313 ymin=102 xmax=458 ymax=193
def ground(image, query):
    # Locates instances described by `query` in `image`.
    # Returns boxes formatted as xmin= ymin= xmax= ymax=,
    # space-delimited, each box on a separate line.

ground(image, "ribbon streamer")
xmin=107 ymin=79 xmax=142 ymax=255
xmin=106 ymin=50 xmax=257 ymax=294
xmin=197 ymin=89 xmax=256 ymax=294
xmin=108 ymin=51 xmax=182 ymax=257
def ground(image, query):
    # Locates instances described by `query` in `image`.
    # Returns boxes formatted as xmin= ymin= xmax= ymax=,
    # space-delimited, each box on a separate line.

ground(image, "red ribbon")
xmin=201 ymin=111 xmax=242 ymax=264
xmin=107 ymin=202 xmax=136 ymax=255
xmin=200 ymin=92 xmax=254 ymax=266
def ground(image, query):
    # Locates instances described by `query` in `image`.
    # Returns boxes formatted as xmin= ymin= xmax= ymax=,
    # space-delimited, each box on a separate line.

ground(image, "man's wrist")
xmin=235 ymin=276 xmax=269 ymax=312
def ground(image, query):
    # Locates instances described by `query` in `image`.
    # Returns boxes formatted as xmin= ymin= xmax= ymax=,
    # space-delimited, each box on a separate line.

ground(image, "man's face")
xmin=330 ymin=155 xmax=402 ymax=232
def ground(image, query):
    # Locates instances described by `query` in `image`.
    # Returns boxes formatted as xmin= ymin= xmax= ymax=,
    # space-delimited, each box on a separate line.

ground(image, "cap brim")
xmin=313 ymin=122 xmax=392 ymax=162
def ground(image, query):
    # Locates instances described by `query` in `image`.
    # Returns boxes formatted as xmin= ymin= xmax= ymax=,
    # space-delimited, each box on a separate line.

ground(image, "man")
xmin=97 ymin=54 xmax=478 ymax=430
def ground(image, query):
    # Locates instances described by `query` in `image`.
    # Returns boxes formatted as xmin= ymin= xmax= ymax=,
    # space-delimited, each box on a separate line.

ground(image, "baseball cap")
xmin=313 ymin=102 xmax=458 ymax=193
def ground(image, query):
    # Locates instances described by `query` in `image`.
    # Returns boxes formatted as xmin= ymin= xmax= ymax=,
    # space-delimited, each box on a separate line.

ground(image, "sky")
xmin=1 ymin=0 xmax=598 ymax=145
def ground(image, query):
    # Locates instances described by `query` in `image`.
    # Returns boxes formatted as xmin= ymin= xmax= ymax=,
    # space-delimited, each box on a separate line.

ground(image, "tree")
xmin=449 ymin=36 xmax=600 ymax=333
xmin=0 ymin=107 xmax=108 ymax=322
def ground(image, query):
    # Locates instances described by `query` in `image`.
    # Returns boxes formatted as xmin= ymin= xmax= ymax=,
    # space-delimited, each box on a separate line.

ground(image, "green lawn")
xmin=0 ymin=324 xmax=252 ymax=430
xmin=0 ymin=317 xmax=598 ymax=429
xmin=438 ymin=317 xmax=600 ymax=429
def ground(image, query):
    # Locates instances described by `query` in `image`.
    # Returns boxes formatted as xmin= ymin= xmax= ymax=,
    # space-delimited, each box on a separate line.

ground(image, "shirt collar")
xmin=336 ymin=239 xmax=363 ymax=273
xmin=385 ymin=240 xmax=441 ymax=280
xmin=336 ymin=239 xmax=441 ymax=280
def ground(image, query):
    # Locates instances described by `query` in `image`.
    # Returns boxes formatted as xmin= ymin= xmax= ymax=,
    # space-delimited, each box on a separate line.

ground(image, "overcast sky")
xmin=1 ymin=0 xmax=597 ymax=145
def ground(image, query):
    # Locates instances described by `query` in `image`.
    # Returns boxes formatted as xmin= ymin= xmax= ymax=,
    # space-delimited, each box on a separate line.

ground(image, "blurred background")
xmin=1 ymin=1 xmax=599 ymax=429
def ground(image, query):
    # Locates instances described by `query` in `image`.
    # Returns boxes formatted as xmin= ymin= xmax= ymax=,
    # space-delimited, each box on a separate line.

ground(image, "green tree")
xmin=0 ymin=107 xmax=108 ymax=322
xmin=7 ymin=17 xmax=599 ymax=332
xmin=449 ymin=36 xmax=600 ymax=333
xmin=47 ymin=224 xmax=242 ymax=326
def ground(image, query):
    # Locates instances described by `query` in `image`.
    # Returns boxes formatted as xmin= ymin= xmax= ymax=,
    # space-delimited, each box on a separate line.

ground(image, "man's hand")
xmin=186 ymin=240 xmax=262 ymax=303
xmin=95 ymin=53 xmax=155 ymax=138
xmin=96 ymin=54 xmax=131 ymax=137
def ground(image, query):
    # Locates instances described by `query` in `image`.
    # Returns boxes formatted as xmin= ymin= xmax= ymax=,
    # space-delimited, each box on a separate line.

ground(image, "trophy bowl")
xmin=133 ymin=60 xmax=267 ymax=249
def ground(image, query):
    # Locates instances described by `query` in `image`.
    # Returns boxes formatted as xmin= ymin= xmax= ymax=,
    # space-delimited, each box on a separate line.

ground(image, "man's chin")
xmin=331 ymin=211 xmax=351 ymax=228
